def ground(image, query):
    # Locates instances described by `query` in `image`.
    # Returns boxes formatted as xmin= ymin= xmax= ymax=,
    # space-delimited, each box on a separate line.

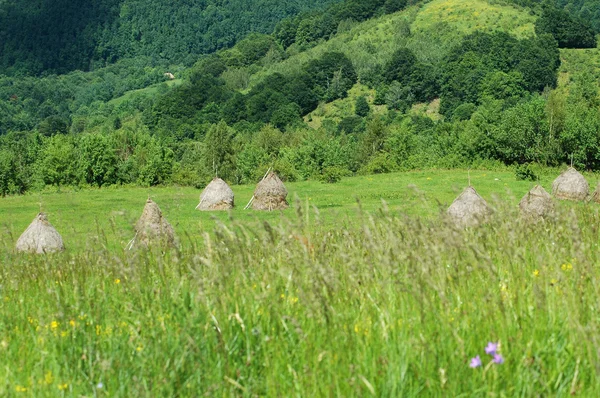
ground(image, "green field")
xmin=0 ymin=167 xmax=587 ymax=252
xmin=2 ymin=168 xmax=600 ymax=395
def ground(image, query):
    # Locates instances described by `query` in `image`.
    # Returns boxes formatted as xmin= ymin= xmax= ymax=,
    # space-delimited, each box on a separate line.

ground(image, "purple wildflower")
xmin=485 ymin=342 xmax=498 ymax=355
xmin=469 ymin=355 xmax=482 ymax=368
xmin=493 ymin=354 xmax=504 ymax=364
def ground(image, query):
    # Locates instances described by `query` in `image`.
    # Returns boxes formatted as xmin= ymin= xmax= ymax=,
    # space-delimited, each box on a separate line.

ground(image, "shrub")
xmin=319 ymin=166 xmax=348 ymax=183
xmin=515 ymin=163 xmax=538 ymax=181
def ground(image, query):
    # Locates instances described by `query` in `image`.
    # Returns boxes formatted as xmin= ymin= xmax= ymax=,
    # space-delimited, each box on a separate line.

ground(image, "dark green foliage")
xmin=535 ymin=6 xmax=597 ymax=48
xmin=452 ymin=103 xmax=477 ymax=121
xmin=355 ymin=96 xmax=370 ymax=117
xmin=274 ymin=0 xmax=406 ymax=49
xmin=383 ymin=48 xmax=418 ymax=84
xmin=338 ymin=116 xmax=366 ymax=134
xmin=305 ymin=52 xmax=357 ymax=101
xmin=515 ymin=163 xmax=538 ymax=181
xmin=0 ymin=0 xmax=340 ymax=76
xmin=440 ymin=32 xmax=560 ymax=117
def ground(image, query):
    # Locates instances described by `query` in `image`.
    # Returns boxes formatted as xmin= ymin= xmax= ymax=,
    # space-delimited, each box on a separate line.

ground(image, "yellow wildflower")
xmin=561 ymin=263 xmax=573 ymax=272
xmin=58 ymin=384 xmax=68 ymax=391
xmin=50 ymin=321 xmax=59 ymax=330
xmin=15 ymin=385 xmax=27 ymax=392
xmin=115 ymin=278 xmax=121 ymax=284
xmin=69 ymin=320 xmax=75 ymax=327
xmin=533 ymin=269 xmax=540 ymax=277
xmin=136 ymin=345 xmax=143 ymax=352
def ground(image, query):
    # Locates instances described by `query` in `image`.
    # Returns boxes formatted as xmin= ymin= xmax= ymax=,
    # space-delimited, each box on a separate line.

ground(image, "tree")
xmin=535 ymin=6 xmax=597 ymax=49
xmin=79 ymin=134 xmax=118 ymax=187
xmin=204 ymin=121 xmax=235 ymax=179
xmin=304 ymin=52 xmax=357 ymax=102
xmin=355 ymin=96 xmax=370 ymax=117
xmin=384 ymin=48 xmax=418 ymax=84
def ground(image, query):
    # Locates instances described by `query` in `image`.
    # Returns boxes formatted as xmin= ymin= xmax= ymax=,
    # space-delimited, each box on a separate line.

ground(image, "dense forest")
xmin=0 ymin=0 xmax=599 ymax=196
xmin=0 ymin=0 xmax=341 ymax=75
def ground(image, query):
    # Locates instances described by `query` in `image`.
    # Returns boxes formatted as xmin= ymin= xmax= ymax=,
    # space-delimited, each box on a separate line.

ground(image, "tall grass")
xmin=1 ymin=197 xmax=600 ymax=395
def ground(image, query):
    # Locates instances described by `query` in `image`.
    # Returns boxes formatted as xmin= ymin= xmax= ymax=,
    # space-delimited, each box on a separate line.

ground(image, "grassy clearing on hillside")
xmin=108 ymin=79 xmax=183 ymax=107
xmin=1 ymin=169 xmax=600 ymax=395
xmin=249 ymin=0 xmax=536 ymax=89
xmin=411 ymin=0 xmax=536 ymax=39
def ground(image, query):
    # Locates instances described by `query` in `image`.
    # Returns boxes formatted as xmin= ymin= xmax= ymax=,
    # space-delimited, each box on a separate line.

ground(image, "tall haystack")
xmin=519 ymin=185 xmax=554 ymax=219
xmin=133 ymin=199 xmax=176 ymax=247
xmin=552 ymin=167 xmax=589 ymax=201
xmin=15 ymin=213 xmax=65 ymax=254
xmin=197 ymin=177 xmax=234 ymax=210
xmin=447 ymin=186 xmax=491 ymax=227
xmin=252 ymin=172 xmax=289 ymax=211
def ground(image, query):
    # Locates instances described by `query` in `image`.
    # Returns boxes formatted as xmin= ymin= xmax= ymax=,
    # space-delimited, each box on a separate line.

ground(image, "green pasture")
xmin=0 ymin=168 xmax=589 ymax=253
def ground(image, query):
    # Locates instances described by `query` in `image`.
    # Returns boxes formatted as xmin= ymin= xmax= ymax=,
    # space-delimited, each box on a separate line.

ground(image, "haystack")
xmin=197 ymin=177 xmax=234 ymax=210
xmin=132 ymin=199 xmax=176 ymax=247
xmin=447 ymin=186 xmax=491 ymax=227
xmin=552 ymin=167 xmax=589 ymax=201
xmin=519 ymin=185 xmax=554 ymax=219
xmin=15 ymin=213 xmax=64 ymax=254
xmin=252 ymin=172 xmax=289 ymax=211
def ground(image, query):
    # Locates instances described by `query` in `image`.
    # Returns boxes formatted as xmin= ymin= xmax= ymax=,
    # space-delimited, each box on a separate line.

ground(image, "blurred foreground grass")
xmin=0 ymin=169 xmax=600 ymax=395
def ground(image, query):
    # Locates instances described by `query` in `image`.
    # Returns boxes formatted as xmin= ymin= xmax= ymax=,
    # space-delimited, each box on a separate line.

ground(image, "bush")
xmin=319 ymin=166 xmax=348 ymax=183
xmin=359 ymin=152 xmax=397 ymax=174
xmin=515 ymin=163 xmax=538 ymax=181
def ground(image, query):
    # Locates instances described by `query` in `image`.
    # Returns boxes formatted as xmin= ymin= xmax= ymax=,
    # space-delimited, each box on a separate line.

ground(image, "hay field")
xmin=1 ymin=168 xmax=600 ymax=395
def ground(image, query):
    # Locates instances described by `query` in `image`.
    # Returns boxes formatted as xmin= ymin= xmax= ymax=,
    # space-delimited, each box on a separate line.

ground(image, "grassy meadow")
xmin=2 ymin=168 xmax=600 ymax=395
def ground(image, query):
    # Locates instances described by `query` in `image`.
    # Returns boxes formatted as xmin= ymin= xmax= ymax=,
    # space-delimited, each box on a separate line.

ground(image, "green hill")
xmin=0 ymin=0 xmax=340 ymax=75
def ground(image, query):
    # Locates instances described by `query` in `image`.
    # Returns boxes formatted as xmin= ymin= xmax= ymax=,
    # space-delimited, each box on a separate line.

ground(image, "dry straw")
xmin=552 ymin=167 xmax=589 ymax=201
xmin=128 ymin=199 xmax=176 ymax=249
xmin=15 ymin=213 xmax=65 ymax=254
xmin=519 ymin=185 xmax=554 ymax=220
xmin=252 ymin=171 xmax=289 ymax=211
xmin=590 ymin=182 xmax=600 ymax=203
xmin=447 ymin=186 xmax=491 ymax=227
xmin=196 ymin=177 xmax=234 ymax=210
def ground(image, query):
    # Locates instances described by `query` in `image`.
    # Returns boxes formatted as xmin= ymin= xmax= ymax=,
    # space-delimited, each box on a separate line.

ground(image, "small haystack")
xmin=196 ymin=178 xmax=234 ymax=211
xmin=15 ymin=213 xmax=65 ymax=254
xmin=252 ymin=172 xmax=289 ymax=211
xmin=519 ymin=185 xmax=554 ymax=219
xmin=131 ymin=199 xmax=176 ymax=248
xmin=447 ymin=186 xmax=491 ymax=227
xmin=552 ymin=167 xmax=589 ymax=201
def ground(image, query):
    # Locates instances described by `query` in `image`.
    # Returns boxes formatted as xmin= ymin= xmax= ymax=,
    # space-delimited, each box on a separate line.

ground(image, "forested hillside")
xmin=0 ymin=0 xmax=340 ymax=75
xmin=0 ymin=0 xmax=599 ymax=197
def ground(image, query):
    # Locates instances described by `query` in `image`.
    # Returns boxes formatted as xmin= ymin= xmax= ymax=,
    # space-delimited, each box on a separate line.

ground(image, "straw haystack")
xmin=132 ymin=199 xmax=176 ymax=247
xmin=197 ymin=178 xmax=234 ymax=210
xmin=252 ymin=172 xmax=289 ymax=211
xmin=15 ymin=213 xmax=65 ymax=253
xmin=519 ymin=185 xmax=554 ymax=219
xmin=447 ymin=186 xmax=491 ymax=227
xmin=552 ymin=167 xmax=589 ymax=201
